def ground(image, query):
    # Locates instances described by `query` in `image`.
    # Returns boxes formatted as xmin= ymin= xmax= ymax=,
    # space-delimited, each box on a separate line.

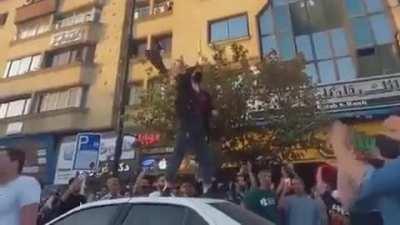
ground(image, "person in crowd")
xmin=101 ymin=177 xmax=123 ymax=200
xmin=329 ymin=118 xmax=400 ymax=225
xmin=166 ymin=69 xmax=216 ymax=194
xmin=0 ymin=147 xmax=41 ymax=225
xmin=279 ymin=177 xmax=323 ymax=225
xmin=179 ymin=182 xmax=197 ymax=197
xmin=37 ymin=191 xmax=62 ymax=225
xmin=149 ymin=175 xmax=169 ymax=197
xmin=57 ymin=177 xmax=87 ymax=215
xmin=242 ymin=170 xmax=279 ymax=225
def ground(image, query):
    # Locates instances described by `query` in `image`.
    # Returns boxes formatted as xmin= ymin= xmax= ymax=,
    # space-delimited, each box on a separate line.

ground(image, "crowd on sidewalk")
xmin=1 ymin=116 xmax=400 ymax=225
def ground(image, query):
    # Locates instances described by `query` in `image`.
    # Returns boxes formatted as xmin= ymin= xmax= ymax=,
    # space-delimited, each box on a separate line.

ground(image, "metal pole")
xmin=113 ymin=0 xmax=135 ymax=176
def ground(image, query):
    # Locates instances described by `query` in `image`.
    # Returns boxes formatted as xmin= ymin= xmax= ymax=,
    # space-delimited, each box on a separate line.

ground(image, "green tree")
xmin=125 ymin=43 xmax=328 ymax=164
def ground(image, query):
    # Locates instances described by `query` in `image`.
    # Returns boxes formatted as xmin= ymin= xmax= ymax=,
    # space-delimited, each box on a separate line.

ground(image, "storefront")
xmin=0 ymin=134 xmax=57 ymax=184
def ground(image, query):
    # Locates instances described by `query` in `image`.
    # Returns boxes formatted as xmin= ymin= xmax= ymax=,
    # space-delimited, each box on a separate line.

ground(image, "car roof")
xmin=72 ymin=197 xmax=227 ymax=212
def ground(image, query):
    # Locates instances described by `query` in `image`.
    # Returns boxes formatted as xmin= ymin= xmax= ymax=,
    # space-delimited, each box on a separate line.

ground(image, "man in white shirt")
xmin=0 ymin=147 xmax=41 ymax=225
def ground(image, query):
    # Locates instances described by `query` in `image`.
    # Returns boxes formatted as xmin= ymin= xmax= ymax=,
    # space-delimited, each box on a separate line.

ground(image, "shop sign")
xmin=54 ymin=134 xmax=136 ymax=184
xmin=318 ymin=73 xmax=400 ymax=114
xmin=280 ymin=148 xmax=335 ymax=163
xmin=50 ymin=28 xmax=86 ymax=47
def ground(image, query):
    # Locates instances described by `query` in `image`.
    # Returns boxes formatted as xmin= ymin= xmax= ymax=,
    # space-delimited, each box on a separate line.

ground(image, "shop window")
xmin=364 ymin=0 xmax=384 ymax=13
xmin=357 ymin=52 xmax=381 ymax=77
xmin=336 ymin=57 xmax=356 ymax=81
xmin=0 ymin=13 xmax=8 ymax=26
xmin=277 ymin=33 xmax=296 ymax=60
xmin=16 ymin=16 xmax=51 ymax=40
xmin=345 ymin=0 xmax=366 ymax=17
xmin=350 ymin=17 xmax=375 ymax=48
xmin=331 ymin=28 xmax=349 ymax=57
xmin=46 ymin=46 xmax=95 ymax=68
xmin=369 ymin=14 xmax=394 ymax=45
xmin=39 ymin=87 xmax=84 ymax=112
xmin=261 ymin=35 xmax=278 ymax=56
xmin=0 ymin=98 xmax=31 ymax=119
xmin=273 ymin=5 xmax=292 ymax=33
xmin=378 ymin=44 xmax=400 ymax=75
xmin=289 ymin=1 xmax=310 ymax=35
xmin=259 ymin=9 xmax=273 ymax=36
xmin=55 ymin=8 xmax=101 ymax=30
xmin=209 ymin=14 xmax=249 ymax=43
xmin=3 ymin=54 xmax=43 ymax=78
xmin=304 ymin=63 xmax=319 ymax=83
xmin=312 ymin=31 xmax=333 ymax=60
xmin=318 ymin=60 xmax=337 ymax=83
xmin=295 ymin=35 xmax=314 ymax=61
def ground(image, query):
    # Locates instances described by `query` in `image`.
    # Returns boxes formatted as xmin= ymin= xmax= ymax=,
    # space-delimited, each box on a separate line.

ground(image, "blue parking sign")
xmin=73 ymin=133 xmax=101 ymax=170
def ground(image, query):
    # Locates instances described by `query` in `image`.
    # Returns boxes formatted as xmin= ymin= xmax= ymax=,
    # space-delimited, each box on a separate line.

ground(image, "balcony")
xmin=9 ymin=22 xmax=101 ymax=58
xmin=134 ymin=0 xmax=173 ymax=21
xmin=58 ymin=0 xmax=105 ymax=13
xmin=0 ymin=63 xmax=95 ymax=98
xmin=15 ymin=0 xmax=57 ymax=24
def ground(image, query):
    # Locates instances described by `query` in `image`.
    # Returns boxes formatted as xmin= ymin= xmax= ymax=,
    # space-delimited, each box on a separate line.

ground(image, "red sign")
xmin=137 ymin=133 xmax=161 ymax=146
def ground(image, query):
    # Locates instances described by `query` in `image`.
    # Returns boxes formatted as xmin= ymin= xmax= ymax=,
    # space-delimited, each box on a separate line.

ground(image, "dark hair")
xmin=375 ymin=135 xmax=400 ymax=159
xmin=0 ymin=147 xmax=25 ymax=174
xmin=68 ymin=177 xmax=76 ymax=185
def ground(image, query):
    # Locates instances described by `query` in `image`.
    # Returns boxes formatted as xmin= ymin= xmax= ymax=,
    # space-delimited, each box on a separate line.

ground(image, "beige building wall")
xmin=0 ymin=0 xmax=127 ymax=136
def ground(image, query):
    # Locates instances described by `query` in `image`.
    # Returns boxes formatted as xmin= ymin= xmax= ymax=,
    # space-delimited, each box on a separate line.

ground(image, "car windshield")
xmin=209 ymin=202 xmax=273 ymax=225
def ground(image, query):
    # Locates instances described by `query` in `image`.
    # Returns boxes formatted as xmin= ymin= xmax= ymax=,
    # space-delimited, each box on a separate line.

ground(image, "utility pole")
xmin=113 ymin=0 xmax=135 ymax=176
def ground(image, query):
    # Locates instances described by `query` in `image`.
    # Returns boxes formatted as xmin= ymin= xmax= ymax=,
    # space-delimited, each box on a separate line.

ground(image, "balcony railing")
xmin=134 ymin=6 xmax=150 ymax=19
xmin=153 ymin=1 xmax=173 ymax=15
xmin=134 ymin=0 xmax=173 ymax=20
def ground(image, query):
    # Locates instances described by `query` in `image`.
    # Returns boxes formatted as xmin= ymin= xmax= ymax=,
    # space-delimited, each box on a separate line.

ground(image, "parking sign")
xmin=73 ymin=133 xmax=101 ymax=170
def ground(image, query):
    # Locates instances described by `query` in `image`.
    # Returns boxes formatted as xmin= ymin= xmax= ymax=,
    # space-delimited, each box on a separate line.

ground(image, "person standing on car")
xmin=242 ymin=170 xmax=279 ymax=225
xmin=166 ymin=68 xmax=216 ymax=194
xmin=0 ymin=147 xmax=41 ymax=225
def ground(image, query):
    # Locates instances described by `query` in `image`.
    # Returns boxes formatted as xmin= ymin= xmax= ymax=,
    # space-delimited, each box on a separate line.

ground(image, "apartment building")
xmin=0 ymin=0 xmax=128 ymax=184
xmin=128 ymin=0 xmax=400 ymax=164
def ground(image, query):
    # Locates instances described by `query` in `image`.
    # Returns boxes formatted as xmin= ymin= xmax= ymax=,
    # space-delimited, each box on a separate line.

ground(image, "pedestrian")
xmin=0 ymin=147 xmax=41 ymax=225
xmin=57 ymin=177 xmax=87 ymax=215
xmin=101 ymin=177 xmax=123 ymax=200
xmin=179 ymin=182 xmax=197 ymax=197
xmin=279 ymin=177 xmax=322 ymax=225
xmin=149 ymin=175 xmax=169 ymax=197
xmin=166 ymin=69 xmax=216 ymax=194
xmin=242 ymin=170 xmax=279 ymax=225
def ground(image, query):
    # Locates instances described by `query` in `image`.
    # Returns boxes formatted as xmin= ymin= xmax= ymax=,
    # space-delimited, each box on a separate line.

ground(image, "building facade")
xmin=0 ymin=0 xmax=128 ymax=184
xmin=128 ymin=0 xmax=400 ymax=162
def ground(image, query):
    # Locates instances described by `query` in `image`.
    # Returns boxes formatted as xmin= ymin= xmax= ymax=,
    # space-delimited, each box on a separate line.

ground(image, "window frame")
xmin=208 ymin=13 xmax=250 ymax=43
xmin=37 ymin=86 xmax=85 ymax=113
xmin=3 ymin=54 xmax=43 ymax=78
xmin=49 ymin=204 xmax=126 ymax=225
xmin=151 ymin=33 xmax=173 ymax=56
xmin=0 ymin=97 xmax=32 ymax=119
xmin=46 ymin=45 xmax=96 ymax=68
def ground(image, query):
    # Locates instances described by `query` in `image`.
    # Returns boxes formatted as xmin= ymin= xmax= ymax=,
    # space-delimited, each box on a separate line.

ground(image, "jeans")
xmin=166 ymin=129 xmax=215 ymax=184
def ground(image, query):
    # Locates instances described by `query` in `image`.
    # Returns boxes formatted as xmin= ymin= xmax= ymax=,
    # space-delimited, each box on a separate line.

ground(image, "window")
xmin=17 ymin=17 xmax=50 ymax=40
xmin=0 ymin=98 xmax=31 ymax=119
xmin=0 ymin=13 xmax=8 ymax=26
xmin=312 ymin=31 xmax=333 ymax=60
xmin=345 ymin=0 xmax=366 ymax=17
xmin=209 ymin=15 xmax=249 ymax=42
xmin=364 ymin=0 xmax=384 ymax=13
xmin=53 ymin=205 xmax=119 ymax=225
xmin=46 ymin=46 xmax=95 ymax=68
xmin=350 ymin=17 xmax=374 ymax=48
xmin=39 ymin=87 xmax=83 ymax=112
xmin=3 ymin=54 xmax=43 ymax=78
xmin=55 ymin=8 xmax=101 ymax=30
xmin=318 ymin=60 xmax=337 ymax=83
xmin=369 ymin=14 xmax=394 ymax=45
xmin=129 ymin=83 xmax=144 ymax=105
xmin=152 ymin=34 xmax=172 ymax=55
xmin=337 ymin=57 xmax=356 ymax=80
xmin=209 ymin=202 xmax=269 ymax=225
xmin=153 ymin=0 xmax=173 ymax=15
xmin=134 ymin=1 xmax=151 ymax=19
xmin=133 ymin=39 xmax=147 ymax=57
xmin=122 ymin=204 xmax=186 ymax=225
xmin=295 ymin=35 xmax=314 ymax=61
xmin=186 ymin=209 xmax=209 ymax=225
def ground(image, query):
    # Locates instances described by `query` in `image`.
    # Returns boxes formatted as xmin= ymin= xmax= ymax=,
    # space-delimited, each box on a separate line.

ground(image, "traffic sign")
xmin=73 ymin=133 xmax=101 ymax=170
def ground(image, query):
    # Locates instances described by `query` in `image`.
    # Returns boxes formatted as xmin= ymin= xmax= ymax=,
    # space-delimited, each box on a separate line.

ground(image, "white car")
xmin=46 ymin=197 xmax=274 ymax=225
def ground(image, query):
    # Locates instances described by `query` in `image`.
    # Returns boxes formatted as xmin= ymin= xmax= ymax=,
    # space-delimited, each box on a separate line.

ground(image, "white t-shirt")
xmin=0 ymin=176 xmax=41 ymax=225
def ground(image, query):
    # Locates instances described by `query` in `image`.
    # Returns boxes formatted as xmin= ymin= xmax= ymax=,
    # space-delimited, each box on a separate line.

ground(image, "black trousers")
xmin=166 ymin=130 xmax=215 ymax=184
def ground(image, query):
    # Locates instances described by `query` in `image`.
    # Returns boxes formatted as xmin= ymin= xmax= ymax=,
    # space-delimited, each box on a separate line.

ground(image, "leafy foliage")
xmin=125 ymin=44 xmax=328 ymax=163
